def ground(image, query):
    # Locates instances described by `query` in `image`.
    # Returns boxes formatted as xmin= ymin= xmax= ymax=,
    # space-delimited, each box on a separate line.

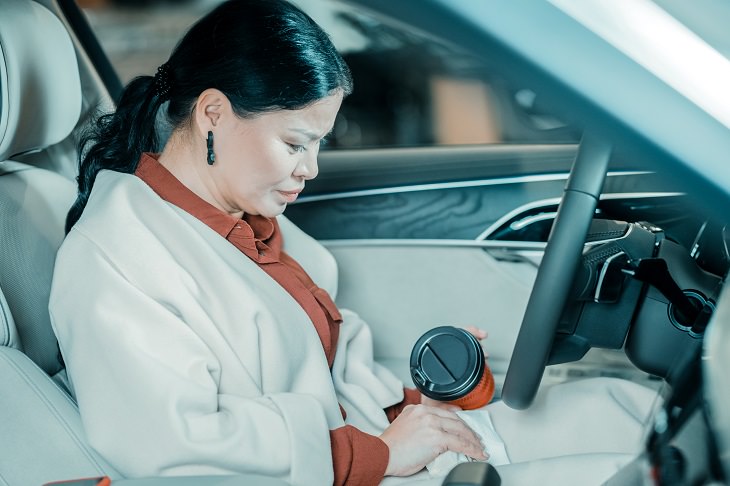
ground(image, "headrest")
xmin=0 ymin=284 xmax=20 ymax=349
xmin=0 ymin=0 xmax=82 ymax=160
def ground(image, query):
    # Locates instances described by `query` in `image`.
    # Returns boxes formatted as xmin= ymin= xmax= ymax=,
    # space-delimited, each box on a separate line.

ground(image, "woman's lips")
xmin=277 ymin=189 xmax=302 ymax=203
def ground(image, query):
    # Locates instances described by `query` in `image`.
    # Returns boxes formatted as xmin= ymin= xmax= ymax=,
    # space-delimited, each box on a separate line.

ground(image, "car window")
xmin=553 ymin=0 xmax=730 ymax=132
xmin=78 ymin=0 xmax=581 ymax=149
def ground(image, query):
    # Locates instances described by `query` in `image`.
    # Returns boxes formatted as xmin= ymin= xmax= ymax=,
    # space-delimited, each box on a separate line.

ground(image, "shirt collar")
xmin=135 ymin=153 xmax=275 ymax=243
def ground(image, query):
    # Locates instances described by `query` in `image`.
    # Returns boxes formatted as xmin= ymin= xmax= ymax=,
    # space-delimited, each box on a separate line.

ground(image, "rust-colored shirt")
xmin=135 ymin=153 xmax=420 ymax=485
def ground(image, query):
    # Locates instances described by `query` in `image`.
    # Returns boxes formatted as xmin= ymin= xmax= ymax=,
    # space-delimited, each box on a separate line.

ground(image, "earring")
xmin=206 ymin=131 xmax=215 ymax=165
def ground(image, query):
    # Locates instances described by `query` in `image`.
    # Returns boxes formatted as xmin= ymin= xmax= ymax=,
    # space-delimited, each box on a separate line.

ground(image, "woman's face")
xmin=208 ymin=91 xmax=343 ymax=218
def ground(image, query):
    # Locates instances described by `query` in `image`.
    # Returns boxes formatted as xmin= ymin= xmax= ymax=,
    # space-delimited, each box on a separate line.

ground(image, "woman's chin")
xmin=258 ymin=204 xmax=287 ymax=219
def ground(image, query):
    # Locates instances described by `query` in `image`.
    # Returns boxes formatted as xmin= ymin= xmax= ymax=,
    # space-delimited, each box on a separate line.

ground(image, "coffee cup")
xmin=409 ymin=326 xmax=494 ymax=409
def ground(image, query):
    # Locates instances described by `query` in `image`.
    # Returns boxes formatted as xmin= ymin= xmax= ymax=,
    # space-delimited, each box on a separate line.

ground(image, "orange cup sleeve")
xmin=447 ymin=362 xmax=495 ymax=410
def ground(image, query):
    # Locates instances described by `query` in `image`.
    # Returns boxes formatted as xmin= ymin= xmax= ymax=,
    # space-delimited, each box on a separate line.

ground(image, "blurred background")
xmin=76 ymin=0 xmax=581 ymax=149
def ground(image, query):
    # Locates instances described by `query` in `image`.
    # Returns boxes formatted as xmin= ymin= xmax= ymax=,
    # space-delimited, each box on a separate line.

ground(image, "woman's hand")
xmin=420 ymin=395 xmax=461 ymax=411
xmin=463 ymin=326 xmax=488 ymax=358
xmin=463 ymin=325 xmax=487 ymax=340
xmin=379 ymin=404 xmax=488 ymax=477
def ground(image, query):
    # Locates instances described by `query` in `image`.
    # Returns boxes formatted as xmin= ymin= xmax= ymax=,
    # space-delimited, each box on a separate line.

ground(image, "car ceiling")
xmin=348 ymin=0 xmax=730 ymax=222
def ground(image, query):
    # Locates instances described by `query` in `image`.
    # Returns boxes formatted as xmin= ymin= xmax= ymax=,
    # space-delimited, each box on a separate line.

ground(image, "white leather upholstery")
xmin=0 ymin=346 xmax=120 ymax=484
xmin=487 ymin=377 xmax=659 ymax=463
xmin=0 ymin=161 xmax=76 ymax=375
xmin=0 ymin=281 xmax=19 ymax=349
xmin=0 ymin=2 xmax=118 ymax=484
xmin=381 ymin=377 xmax=660 ymax=485
xmin=494 ymin=453 xmax=636 ymax=486
xmin=0 ymin=4 xmax=294 ymax=485
xmin=0 ymin=0 xmax=81 ymax=377
xmin=110 ymin=476 xmax=291 ymax=485
xmin=383 ymin=453 xmax=636 ymax=486
xmin=0 ymin=0 xmax=82 ymax=160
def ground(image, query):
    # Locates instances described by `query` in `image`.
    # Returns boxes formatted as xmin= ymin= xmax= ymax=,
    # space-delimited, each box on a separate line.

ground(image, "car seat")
xmin=0 ymin=2 xmax=291 ymax=485
xmin=0 ymin=0 xmax=121 ymax=483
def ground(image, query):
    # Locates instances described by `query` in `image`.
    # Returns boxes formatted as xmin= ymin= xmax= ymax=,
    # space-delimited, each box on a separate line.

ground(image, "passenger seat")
xmin=0 ymin=0 xmax=123 ymax=484
xmin=0 ymin=2 xmax=292 ymax=485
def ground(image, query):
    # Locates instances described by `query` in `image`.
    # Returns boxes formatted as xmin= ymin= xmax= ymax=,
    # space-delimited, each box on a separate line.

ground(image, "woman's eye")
xmin=287 ymin=143 xmax=306 ymax=154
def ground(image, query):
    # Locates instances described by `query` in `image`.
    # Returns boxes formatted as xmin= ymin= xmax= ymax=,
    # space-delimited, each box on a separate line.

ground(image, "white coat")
xmin=49 ymin=170 xmax=405 ymax=485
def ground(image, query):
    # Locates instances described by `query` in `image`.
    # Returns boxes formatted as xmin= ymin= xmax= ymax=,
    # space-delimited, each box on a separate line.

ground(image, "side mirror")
xmin=442 ymin=462 xmax=501 ymax=486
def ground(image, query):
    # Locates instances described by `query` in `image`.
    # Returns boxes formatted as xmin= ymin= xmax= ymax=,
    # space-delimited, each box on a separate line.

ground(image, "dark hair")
xmin=65 ymin=0 xmax=352 ymax=233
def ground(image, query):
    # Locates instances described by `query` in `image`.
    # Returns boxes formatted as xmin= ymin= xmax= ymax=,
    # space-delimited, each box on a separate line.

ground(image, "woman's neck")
xmin=156 ymin=131 xmax=243 ymax=219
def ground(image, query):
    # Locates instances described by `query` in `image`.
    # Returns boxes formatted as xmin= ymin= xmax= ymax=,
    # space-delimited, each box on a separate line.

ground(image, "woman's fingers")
xmin=437 ymin=418 xmax=486 ymax=456
xmin=420 ymin=394 xmax=462 ymax=412
xmin=463 ymin=325 xmax=488 ymax=340
xmin=462 ymin=326 xmax=490 ymax=358
xmin=421 ymin=407 xmax=486 ymax=459
xmin=431 ymin=408 xmax=484 ymax=450
xmin=441 ymin=429 xmax=489 ymax=460
xmin=380 ymin=404 xmax=488 ymax=477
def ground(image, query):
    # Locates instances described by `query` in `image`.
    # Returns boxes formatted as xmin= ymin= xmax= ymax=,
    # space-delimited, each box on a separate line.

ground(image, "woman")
xmin=50 ymin=1 xmax=486 ymax=485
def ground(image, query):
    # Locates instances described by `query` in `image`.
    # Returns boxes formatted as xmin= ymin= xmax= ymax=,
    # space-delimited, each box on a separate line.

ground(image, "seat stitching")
xmin=0 ymin=302 xmax=10 ymax=347
xmin=606 ymin=382 xmax=659 ymax=426
xmin=0 ymin=165 xmax=34 ymax=177
xmin=0 ymin=351 xmax=110 ymax=475
xmin=0 ymin=468 xmax=11 ymax=486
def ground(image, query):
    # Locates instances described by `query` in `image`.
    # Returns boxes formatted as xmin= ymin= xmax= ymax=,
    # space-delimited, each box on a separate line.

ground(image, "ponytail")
xmin=65 ymin=0 xmax=352 ymax=233
xmin=65 ymin=76 xmax=165 ymax=233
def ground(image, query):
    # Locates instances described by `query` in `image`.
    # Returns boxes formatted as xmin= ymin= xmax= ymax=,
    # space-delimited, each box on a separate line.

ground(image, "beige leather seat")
xmin=0 ymin=2 xmax=288 ymax=485
xmin=0 ymin=0 xmax=121 ymax=483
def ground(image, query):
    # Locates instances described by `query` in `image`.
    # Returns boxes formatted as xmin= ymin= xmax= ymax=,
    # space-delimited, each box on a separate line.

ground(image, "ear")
xmin=192 ymin=88 xmax=232 ymax=138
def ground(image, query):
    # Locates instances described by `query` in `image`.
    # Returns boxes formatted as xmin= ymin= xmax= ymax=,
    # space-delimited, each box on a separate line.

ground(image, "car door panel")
xmin=287 ymin=146 xmax=683 ymax=241
xmin=327 ymin=243 xmax=536 ymax=389
xmin=305 ymin=145 xmax=580 ymax=193
xmin=284 ymin=145 xmax=690 ymax=388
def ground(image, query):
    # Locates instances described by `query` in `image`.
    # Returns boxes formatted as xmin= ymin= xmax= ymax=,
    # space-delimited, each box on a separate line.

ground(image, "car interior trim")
xmin=476 ymin=191 xmax=684 ymax=241
xmin=0 ymin=40 xmax=7 ymax=146
xmin=594 ymin=251 xmax=627 ymax=303
xmin=509 ymin=211 xmax=558 ymax=232
xmin=295 ymin=171 xmax=649 ymax=204
xmin=584 ymin=223 xmax=636 ymax=248
xmin=323 ymin=238 xmax=549 ymax=251
xmin=0 ymin=286 xmax=15 ymax=348
xmin=322 ymin=207 xmax=654 ymax=250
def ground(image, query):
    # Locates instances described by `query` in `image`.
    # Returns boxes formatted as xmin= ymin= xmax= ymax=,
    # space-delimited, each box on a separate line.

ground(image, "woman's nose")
xmin=293 ymin=152 xmax=319 ymax=180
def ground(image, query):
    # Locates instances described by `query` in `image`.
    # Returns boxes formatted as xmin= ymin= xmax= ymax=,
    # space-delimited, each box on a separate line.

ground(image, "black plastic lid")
xmin=409 ymin=326 xmax=485 ymax=401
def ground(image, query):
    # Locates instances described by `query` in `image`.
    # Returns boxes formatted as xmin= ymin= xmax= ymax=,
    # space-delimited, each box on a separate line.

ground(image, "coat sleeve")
xmin=49 ymin=232 xmax=333 ymax=485
xmin=384 ymin=387 xmax=423 ymax=423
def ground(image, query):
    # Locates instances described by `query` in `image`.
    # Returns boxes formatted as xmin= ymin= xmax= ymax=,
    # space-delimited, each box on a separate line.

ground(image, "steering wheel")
xmin=501 ymin=133 xmax=612 ymax=409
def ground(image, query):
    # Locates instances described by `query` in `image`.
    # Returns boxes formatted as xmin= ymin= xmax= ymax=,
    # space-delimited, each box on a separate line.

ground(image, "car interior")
xmin=1 ymin=0 xmax=728 ymax=485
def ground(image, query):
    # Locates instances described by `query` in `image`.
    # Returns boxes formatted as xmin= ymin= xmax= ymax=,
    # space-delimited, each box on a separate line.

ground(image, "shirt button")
xmin=258 ymin=250 xmax=265 ymax=257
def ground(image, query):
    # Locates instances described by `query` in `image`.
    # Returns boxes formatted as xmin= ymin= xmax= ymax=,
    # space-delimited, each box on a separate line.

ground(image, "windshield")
xmin=551 ymin=0 xmax=730 ymax=129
